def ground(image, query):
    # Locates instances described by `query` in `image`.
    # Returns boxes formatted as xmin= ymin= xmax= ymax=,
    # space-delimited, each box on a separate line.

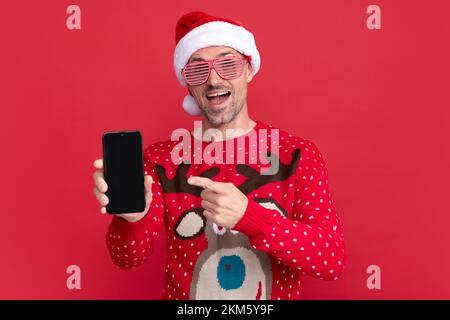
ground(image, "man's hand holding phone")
xmin=92 ymin=159 xmax=153 ymax=222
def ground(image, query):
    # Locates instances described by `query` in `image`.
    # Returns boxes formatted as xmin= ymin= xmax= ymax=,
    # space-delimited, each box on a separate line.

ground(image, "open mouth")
xmin=206 ymin=90 xmax=231 ymax=108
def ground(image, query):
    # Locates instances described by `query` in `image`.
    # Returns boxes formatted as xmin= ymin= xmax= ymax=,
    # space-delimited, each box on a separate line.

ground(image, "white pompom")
xmin=182 ymin=95 xmax=202 ymax=116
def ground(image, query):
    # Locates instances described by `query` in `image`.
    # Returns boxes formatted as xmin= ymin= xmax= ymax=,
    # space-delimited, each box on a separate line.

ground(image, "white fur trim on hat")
xmin=174 ymin=21 xmax=261 ymax=87
xmin=182 ymin=94 xmax=202 ymax=116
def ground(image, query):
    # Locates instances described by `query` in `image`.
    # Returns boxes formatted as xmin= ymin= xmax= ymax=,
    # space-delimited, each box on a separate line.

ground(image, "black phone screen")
xmin=102 ymin=131 xmax=146 ymax=214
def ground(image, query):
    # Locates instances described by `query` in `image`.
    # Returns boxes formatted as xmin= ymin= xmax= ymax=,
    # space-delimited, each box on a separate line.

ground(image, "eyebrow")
xmin=189 ymin=51 xmax=235 ymax=63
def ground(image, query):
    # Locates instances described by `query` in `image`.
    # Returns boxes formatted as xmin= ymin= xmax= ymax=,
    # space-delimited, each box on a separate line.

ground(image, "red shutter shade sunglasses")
xmin=182 ymin=55 xmax=250 ymax=86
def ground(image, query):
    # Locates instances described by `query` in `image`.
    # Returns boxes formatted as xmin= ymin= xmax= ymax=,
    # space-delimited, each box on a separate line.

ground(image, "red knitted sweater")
xmin=106 ymin=120 xmax=345 ymax=300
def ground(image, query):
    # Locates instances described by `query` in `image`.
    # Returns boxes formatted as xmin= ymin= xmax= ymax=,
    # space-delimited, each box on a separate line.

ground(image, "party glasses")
xmin=182 ymin=55 xmax=250 ymax=86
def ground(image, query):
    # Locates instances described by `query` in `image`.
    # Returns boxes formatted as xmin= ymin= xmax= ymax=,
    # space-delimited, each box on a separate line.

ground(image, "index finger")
xmin=93 ymin=159 xmax=103 ymax=171
xmin=187 ymin=176 xmax=229 ymax=194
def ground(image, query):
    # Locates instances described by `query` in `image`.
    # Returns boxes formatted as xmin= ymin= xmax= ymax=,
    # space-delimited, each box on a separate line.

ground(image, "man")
xmin=92 ymin=11 xmax=345 ymax=300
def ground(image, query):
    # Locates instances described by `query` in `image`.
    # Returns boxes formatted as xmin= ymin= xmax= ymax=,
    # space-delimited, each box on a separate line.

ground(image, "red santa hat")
xmin=174 ymin=11 xmax=261 ymax=116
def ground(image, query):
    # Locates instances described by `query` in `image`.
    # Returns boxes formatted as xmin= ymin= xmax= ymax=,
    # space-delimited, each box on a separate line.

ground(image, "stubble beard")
xmin=201 ymin=95 xmax=245 ymax=126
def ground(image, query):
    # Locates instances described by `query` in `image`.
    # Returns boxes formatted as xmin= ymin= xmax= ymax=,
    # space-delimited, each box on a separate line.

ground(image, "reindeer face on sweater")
xmin=176 ymin=211 xmax=273 ymax=299
xmin=156 ymin=149 xmax=300 ymax=300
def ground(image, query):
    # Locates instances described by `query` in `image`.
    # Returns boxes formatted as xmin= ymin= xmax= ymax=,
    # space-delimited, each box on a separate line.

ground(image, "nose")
xmin=217 ymin=255 xmax=245 ymax=290
xmin=207 ymin=67 xmax=224 ymax=86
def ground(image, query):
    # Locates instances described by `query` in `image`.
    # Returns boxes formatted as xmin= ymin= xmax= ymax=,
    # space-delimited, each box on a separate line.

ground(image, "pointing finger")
xmin=188 ymin=176 xmax=230 ymax=194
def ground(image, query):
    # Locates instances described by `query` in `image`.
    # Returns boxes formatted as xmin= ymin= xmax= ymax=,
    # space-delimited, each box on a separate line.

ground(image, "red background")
xmin=1 ymin=0 xmax=449 ymax=299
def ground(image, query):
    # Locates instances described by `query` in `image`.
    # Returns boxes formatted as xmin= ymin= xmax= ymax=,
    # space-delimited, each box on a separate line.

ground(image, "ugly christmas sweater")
xmin=106 ymin=120 xmax=346 ymax=300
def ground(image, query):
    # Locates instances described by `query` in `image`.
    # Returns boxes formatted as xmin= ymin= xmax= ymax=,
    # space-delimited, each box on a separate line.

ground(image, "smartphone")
xmin=102 ymin=130 xmax=146 ymax=214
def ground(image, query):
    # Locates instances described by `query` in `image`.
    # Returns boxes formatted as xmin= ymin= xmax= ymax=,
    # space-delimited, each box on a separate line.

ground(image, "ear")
xmin=246 ymin=63 xmax=254 ymax=84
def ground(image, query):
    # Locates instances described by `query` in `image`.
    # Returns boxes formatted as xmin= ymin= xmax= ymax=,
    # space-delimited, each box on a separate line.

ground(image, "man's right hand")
xmin=92 ymin=159 xmax=153 ymax=222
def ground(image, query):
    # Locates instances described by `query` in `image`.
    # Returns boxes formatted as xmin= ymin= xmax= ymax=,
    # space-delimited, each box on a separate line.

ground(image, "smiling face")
xmin=187 ymin=46 xmax=254 ymax=126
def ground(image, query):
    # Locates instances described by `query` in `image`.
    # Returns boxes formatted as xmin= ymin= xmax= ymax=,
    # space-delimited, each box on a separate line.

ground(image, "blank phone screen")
xmin=102 ymin=131 xmax=146 ymax=214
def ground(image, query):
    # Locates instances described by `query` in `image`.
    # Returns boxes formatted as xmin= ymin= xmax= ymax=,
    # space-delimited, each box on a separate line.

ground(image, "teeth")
xmin=207 ymin=91 xmax=229 ymax=98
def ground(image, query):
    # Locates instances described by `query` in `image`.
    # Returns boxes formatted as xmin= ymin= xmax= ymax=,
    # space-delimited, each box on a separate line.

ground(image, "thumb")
xmin=144 ymin=175 xmax=153 ymax=194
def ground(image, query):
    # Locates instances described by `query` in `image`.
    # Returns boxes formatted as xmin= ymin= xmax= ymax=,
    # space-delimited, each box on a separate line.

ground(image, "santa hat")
xmin=174 ymin=11 xmax=261 ymax=116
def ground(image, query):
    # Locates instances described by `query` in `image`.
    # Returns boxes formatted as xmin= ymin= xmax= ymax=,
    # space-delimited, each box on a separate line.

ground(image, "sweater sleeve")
xmin=105 ymin=149 xmax=166 ymax=270
xmin=233 ymin=140 xmax=346 ymax=280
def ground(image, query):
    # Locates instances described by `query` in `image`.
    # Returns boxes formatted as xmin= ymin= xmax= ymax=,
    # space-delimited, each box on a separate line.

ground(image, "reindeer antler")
xmin=155 ymin=162 xmax=219 ymax=196
xmin=236 ymin=149 xmax=300 ymax=195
